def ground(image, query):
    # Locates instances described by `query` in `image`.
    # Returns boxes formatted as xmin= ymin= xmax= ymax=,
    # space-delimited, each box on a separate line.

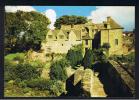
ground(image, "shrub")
xmin=82 ymin=48 xmax=108 ymax=69
xmin=15 ymin=63 xmax=41 ymax=80
xmin=66 ymin=44 xmax=83 ymax=67
xmin=18 ymin=81 xmax=27 ymax=88
xmin=82 ymin=49 xmax=94 ymax=68
xmin=26 ymin=78 xmax=65 ymax=96
xmin=93 ymin=48 xmax=108 ymax=63
xmin=50 ymin=59 xmax=68 ymax=81
xmin=4 ymin=59 xmax=17 ymax=81
xmin=13 ymin=55 xmax=24 ymax=62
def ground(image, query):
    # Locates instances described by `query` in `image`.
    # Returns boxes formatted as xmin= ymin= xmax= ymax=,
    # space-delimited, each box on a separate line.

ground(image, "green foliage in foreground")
xmin=26 ymin=78 xmax=65 ymax=96
xmin=5 ymin=53 xmax=25 ymax=61
xmin=4 ymin=60 xmax=17 ymax=81
xmin=14 ymin=63 xmax=41 ymax=81
xmin=82 ymin=49 xmax=94 ymax=68
xmin=50 ymin=59 xmax=69 ymax=82
xmin=83 ymin=48 xmax=108 ymax=69
xmin=66 ymin=44 xmax=83 ymax=68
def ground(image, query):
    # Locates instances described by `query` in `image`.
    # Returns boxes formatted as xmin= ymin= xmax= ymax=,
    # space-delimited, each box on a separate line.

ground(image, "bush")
xmin=26 ymin=78 xmax=65 ymax=96
xmin=50 ymin=59 xmax=68 ymax=81
xmin=82 ymin=48 xmax=108 ymax=69
xmin=15 ymin=63 xmax=41 ymax=80
xmin=66 ymin=44 xmax=83 ymax=67
xmin=13 ymin=55 xmax=24 ymax=62
xmin=4 ymin=59 xmax=17 ymax=81
xmin=93 ymin=48 xmax=108 ymax=63
xmin=82 ymin=49 xmax=94 ymax=68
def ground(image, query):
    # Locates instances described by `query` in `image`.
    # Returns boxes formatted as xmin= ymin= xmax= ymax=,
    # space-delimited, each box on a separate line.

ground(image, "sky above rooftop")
xmin=5 ymin=6 xmax=135 ymax=31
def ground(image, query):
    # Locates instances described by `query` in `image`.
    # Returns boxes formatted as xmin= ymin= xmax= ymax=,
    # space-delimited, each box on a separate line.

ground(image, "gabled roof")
xmin=72 ymin=30 xmax=81 ymax=40
xmin=51 ymin=30 xmax=60 ymax=36
xmin=107 ymin=17 xmax=123 ymax=29
xmin=62 ymin=30 xmax=70 ymax=38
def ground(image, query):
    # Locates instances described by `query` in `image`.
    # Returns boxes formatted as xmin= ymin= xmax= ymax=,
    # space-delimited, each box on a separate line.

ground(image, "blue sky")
xmin=33 ymin=6 xmax=96 ymax=18
xmin=5 ymin=6 xmax=135 ymax=31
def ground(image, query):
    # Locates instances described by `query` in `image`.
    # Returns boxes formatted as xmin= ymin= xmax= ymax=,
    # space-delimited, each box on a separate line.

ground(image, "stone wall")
xmin=101 ymin=29 xmax=123 ymax=55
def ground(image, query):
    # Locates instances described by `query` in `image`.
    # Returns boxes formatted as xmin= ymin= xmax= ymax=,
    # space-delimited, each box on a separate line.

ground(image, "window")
xmin=59 ymin=35 xmax=64 ymax=39
xmin=85 ymin=40 xmax=88 ymax=45
xmin=56 ymin=36 xmax=57 ymax=39
xmin=115 ymin=39 xmax=118 ymax=45
xmin=62 ymin=44 xmax=63 ymax=46
xmin=48 ymin=35 xmax=53 ymax=39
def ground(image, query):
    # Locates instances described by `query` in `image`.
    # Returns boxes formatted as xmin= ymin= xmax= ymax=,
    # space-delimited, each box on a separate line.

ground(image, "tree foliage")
xmin=50 ymin=59 xmax=69 ymax=81
xmin=5 ymin=11 xmax=50 ymax=53
xmin=82 ymin=49 xmax=94 ymax=68
xmin=82 ymin=48 xmax=108 ymax=69
xmin=66 ymin=44 xmax=83 ymax=67
xmin=15 ymin=63 xmax=41 ymax=81
xmin=26 ymin=79 xmax=65 ymax=96
xmin=54 ymin=15 xmax=87 ymax=29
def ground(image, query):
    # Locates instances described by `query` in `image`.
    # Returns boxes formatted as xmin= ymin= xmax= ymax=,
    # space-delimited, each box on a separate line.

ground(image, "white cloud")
xmin=88 ymin=6 xmax=135 ymax=31
xmin=5 ymin=6 xmax=36 ymax=12
xmin=44 ymin=9 xmax=56 ymax=30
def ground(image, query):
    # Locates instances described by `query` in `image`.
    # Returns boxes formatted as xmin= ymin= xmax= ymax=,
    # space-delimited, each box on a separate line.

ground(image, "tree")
xmin=15 ymin=63 xmax=41 ymax=81
xmin=50 ymin=59 xmax=69 ymax=82
xmin=102 ymin=43 xmax=110 ymax=56
xmin=82 ymin=49 xmax=94 ymax=68
xmin=66 ymin=44 xmax=83 ymax=67
xmin=54 ymin=15 xmax=87 ymax=29
xmin=5 ymin=11 xmax=50 ymax=53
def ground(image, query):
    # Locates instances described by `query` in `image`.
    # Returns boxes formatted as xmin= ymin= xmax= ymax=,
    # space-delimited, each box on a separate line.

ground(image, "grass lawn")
xmin=5 ymin=53 xmax=25 ymax=61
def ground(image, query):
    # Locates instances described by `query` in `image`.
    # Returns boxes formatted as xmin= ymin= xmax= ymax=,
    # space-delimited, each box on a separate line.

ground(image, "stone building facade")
xmin=41 ymin=16 xmax=124 ymax=55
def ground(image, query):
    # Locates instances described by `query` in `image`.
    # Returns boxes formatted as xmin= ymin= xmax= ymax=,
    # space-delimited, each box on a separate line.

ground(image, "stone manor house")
xmin=41 ymin=16 xmax=123 ymax=55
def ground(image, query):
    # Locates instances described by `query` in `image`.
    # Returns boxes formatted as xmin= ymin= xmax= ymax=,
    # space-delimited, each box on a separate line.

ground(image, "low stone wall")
xmin=73 ymin=66 xmax=84 ymax=86
xmin=81 ymin=69 xmax=93 ymax=97
xmin=108 ymin=60 xmax=134 ymax=96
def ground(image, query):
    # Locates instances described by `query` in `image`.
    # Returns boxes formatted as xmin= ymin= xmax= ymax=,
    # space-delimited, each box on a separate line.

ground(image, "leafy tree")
xmin=4 ymin=59 xmax=16 ymax=81
xmin=82 ymin=49 xmax=94 ymax=68
xmin=14 ymin=63 xmax=41 ymax=81
xmin=50 ymin=59 xmax=69 ymax=82
xmin=93 ymin=48 xmax=108 ymax=63
xmin=82 ymin=48 xmax=108 ymax=69
xmin=26 ymin=79 xmax=65 ymax=96
xmin=66 ymin=44 xmax=83 ymax=67
xmin=54 ymin=15 xmax=87 ymax=29
xmin=5 ymin=11 xmax=50 ymax=53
